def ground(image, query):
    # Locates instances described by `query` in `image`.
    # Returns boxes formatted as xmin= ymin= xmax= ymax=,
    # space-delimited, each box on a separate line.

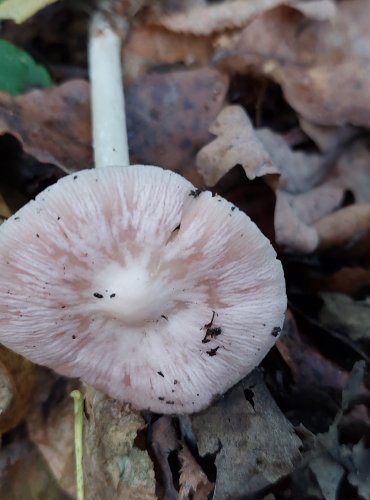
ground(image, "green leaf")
xmin=0 ymin=39 xmax=53 ymax=95
xmin=0 ymin=0 xmax=58 ymax=24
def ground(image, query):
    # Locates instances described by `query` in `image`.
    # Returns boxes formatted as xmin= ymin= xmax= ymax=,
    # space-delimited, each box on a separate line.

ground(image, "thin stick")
xmin=89 ymin=11 xmax=129 ymax=168
xmin=71 ymin=389 xmax=84 ymax=500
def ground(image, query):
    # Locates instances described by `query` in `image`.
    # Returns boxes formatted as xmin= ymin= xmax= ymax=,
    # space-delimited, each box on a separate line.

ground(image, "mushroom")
xmin=0 ymin=165 xmax=286 ymax=414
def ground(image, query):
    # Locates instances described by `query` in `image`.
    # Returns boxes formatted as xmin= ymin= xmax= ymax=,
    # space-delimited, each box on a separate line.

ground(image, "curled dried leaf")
xmin=196 ymin=105 xmax=278 ymax=186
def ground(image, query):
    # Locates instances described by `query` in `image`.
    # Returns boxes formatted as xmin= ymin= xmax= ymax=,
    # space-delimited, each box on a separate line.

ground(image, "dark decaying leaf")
xmin=289 ymin=361 xmax=370 ymax=500
xmin=190 ymin=369 xmax=302 ymax=499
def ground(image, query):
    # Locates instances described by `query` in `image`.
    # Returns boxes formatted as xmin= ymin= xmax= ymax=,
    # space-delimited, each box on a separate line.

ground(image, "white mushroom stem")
xmin=89 ymin=11 xmax=129 ymax=168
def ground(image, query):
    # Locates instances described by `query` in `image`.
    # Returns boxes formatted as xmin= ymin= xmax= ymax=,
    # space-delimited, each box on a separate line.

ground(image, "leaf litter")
xmin=0 ymin=0 xmax=369 ymax=499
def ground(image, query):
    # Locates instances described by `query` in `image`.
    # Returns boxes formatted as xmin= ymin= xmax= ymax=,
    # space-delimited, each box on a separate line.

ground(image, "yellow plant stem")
xmin=71 ymin=389 xmax=84 ymax=500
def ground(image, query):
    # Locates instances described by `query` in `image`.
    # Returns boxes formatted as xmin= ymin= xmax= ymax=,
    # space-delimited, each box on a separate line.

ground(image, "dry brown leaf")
xmin=27 ymin=378 xmax=76 ymax=498
xmin=83 ymin=386 xmax=156 ymax=500
xmin=0 ymin=80 xmax=92 ymax=173
xmin=218 ymin=1 xmax=370 ymax=127
xmin=0 ymin=439 xmax=69 ymax=500
xmin=299 ymin=119 xmax=357 ymax=153
xmin=287 ymin=185 xmax=344 ymax=226
xmin=292 ymin=0 xmax=336 ymax=20
xmin=315 ymin=204 xmax=370 ymax=251
xmin=256 ymin=128 xmax=327 ymax=194
xmin=126 ymin=67 xmax=228 ymax=185
xmin=154 ymin=0 xmax=285 ymax=35
xmin=152 ymin=0 xmax=335 ymax=36
xmin=274 ymin=190 xmax=319 ymax=253
xmin=329 ymin=141 xmax=370 ymax=203
xmin=0 ymin=345 xmax=38 ymax=433
xmin=196 ymin=105 xmax=278 ymax=185
xmin=151 ymin=416 xmax=179 ymax=499
xmin=124 ymin=25 xmax=213 ymax=83
xmin=178 ymin=441 xmax=214 ymax=500
xmin=316 ymin=268 xmax=370 ymax=295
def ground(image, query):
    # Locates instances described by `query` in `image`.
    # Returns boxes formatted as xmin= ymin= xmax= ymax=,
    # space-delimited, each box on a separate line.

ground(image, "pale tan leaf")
xmin=196 ymin=105 xmax=278 ymax=185
xmin=315 ymin=204 xmax=370 ymax=250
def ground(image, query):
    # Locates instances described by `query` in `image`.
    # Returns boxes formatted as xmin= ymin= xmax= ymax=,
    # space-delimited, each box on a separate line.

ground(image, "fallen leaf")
xmin=256 ymin=128 xmax=328 ymax=194
xmin=314 ymin=267 xmax=370 ymax=295
xmin=190 ymin=369 xmax=302 ymax=499
xmin=315 ymin=204 xmax=370 ymax=251
xmin=308 ymin=456 xmax=344 ymax=500
xmin=0 ymin=79 xmax=92 ymax=173
xmin=124 ymin=25 xmax=213 ymax=83
xmin=347 ymin=440 xmax=370 ymax=500
xmin=0 ymin=39 xmax=53 ymax=95
xmin=276 ymin=310 xmax=352 ymax=405
xmin=299 ymin=119 xmax=356 ymax=153
xmin=27 ymin=377 xmax=76 ymax=498
xmin=196 ymin=105 xmax=278 ymax=186
xmin=0 ymin=439 xmax=69 ymax=500
xmin=274 ymin=190 xmax=319 ymax=253
xmin=320 ymin=293 xmax=370 ymax=342
xmin=126 ymin=67 xmax=228 ymax=185
xmin=218 ymin=1 xmax=370 ymax=127
xmin=178 ymin=441 xmax=214 ymax=500
xmin=152 ymin=0 xmax=286 ymax=35
xmin=151 ymin=416 xmax=179 ymax=499
xmin=291 ymin=0 xmax=336 ymax=21
xmin=151 ymin=0 xmax=335 ymax=36
xmin=0 ymin=0 xmax=58 ymax=24
xmin=290 ymin=361 xmax=370 ymax=500
xmin=0 ymin=345 xmax=38 ymax=433
xmin=83 ymin=386 xmax=156 ymax=500
xmin=329 ymin=140 xmax=370 ymax=203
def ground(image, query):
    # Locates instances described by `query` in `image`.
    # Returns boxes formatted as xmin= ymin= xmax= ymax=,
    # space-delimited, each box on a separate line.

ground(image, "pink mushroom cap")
xmin=0 ymin=165 xmax=286 ymax=413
